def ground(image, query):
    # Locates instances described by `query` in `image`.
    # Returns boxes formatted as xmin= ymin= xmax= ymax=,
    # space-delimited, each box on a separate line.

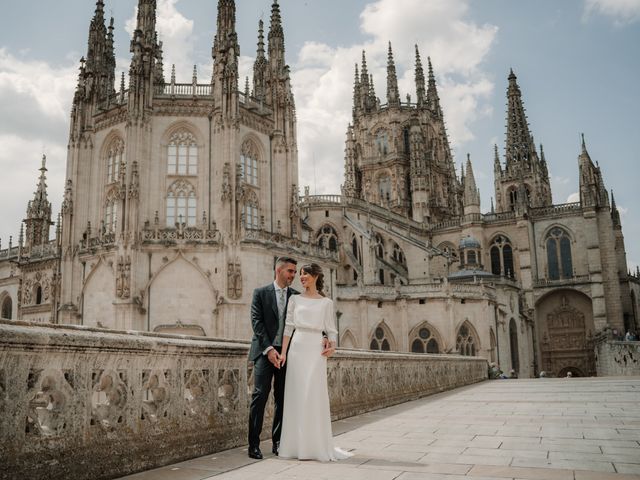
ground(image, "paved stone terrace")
xmin=121 ymin=378 xmax=640 ymax=480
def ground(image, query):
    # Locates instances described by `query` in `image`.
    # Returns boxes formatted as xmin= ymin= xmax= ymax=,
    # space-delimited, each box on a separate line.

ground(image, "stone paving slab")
xmin=119 ymin=378 xmax=640 ymax=480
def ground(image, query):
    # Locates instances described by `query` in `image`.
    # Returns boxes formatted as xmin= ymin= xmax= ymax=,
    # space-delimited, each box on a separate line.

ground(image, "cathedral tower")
xmin=344 ymin=46 xmax=461 ymax=223
xmin=494 ymin=70 xmax=552 ymax=213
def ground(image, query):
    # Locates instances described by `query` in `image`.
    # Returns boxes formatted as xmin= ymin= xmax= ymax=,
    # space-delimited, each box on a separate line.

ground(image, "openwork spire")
xmin=386 ymin=42 xmax=400 ymax=107
xmin=415 ymin=45 xmax=426 ymax=107
xmin=505 ymin=69 xmax=534 ymax=169
xmin=426 ymin=57 xmax=442 ymax=117
xmin=463 ymin=154 xmax=480 ymax=209
xmin=611 ymin=190 xmax=621 ymax=227
xmin=268 ymin=0 xmax=285 ymax=72
xmin=253 ymin=19 xmax=268 ymax=101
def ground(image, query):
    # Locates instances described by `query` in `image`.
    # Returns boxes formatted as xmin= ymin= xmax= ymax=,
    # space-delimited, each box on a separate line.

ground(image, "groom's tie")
xmin=274 ymin=288 xmax=286 ymax=346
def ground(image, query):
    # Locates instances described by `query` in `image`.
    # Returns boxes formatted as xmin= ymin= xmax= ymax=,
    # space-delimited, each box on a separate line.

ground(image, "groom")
xmin=247 ymin=256 xmax=298 ymax=459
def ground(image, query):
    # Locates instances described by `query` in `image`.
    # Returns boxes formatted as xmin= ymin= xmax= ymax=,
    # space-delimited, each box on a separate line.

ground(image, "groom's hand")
xmin=267 ymin=349 xmax=281 ymax=368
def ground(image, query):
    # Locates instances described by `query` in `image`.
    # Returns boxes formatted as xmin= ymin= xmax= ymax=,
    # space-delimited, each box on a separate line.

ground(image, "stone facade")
xmin=0 ymin=0 xmax=636 ymax=379
xmin=0 ymin=320 xmax=486 ymax=480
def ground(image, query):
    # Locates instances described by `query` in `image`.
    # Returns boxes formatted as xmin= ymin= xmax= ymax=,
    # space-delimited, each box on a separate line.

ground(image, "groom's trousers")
xmin=248 ymin=349 xmax=286 ymax=449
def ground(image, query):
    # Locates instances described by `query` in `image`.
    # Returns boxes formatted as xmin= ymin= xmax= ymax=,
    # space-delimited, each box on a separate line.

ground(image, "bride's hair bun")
xmin=300 ymin=263 xmax=325 ymax=297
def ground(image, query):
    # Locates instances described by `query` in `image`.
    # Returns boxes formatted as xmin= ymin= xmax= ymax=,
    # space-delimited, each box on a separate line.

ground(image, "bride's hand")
xmin=321 ymin=341 xmax=336 ymax=357
xmin=279 ymin=353 xmax=287 ymax=368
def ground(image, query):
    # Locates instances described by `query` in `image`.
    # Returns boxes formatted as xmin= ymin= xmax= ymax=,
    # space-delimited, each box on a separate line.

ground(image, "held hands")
xmin=278 ymin=353 xmax=287 ymax=368
xmin=267 ymin=349 xmax=281 ymax=368
xmin=321 ymin=337 xmax=336 ymax=357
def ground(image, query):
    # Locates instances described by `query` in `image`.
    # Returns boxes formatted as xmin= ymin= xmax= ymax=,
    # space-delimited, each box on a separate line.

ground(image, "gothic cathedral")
xmin=0 ymin=0 xmax=638 ymax=378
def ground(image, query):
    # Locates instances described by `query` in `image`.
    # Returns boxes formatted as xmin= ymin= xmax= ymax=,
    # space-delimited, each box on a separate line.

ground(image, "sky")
xmin=0 ymin=0 xmax=639 ymax=271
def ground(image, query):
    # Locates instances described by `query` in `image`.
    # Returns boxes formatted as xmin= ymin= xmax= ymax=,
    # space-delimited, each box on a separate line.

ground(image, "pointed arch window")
xmin=370 ymin=325 xmax=392 ymax=351
xmin=456 ymin=322 xmax=477 ymax=356
xmin=375 ymin=131 xmax=389 ymax=155
xmin=490 ymin=235 xmax=515 ymax=278
xmin=351 ymin=235 xmax=361 ymax=265
xmin=166 ymin=180 xmax=196 ymax=226
xmin=34 ymin=285 xmax=43 ymax=305
xmin=546 ymin=227 xmax=573 ymax=280
xmin=240 ymin=140 xmax=260 ymax=187
xmin=378 ymin=175 xmax=391 ymax=203
xmin=242 ymin=190 xmax=260 ymax=230
xmin=410 ymin=324 xmax=440 ymax=353
xmin=1 ymin=295 xmax=12 ymax=319
xmin=168 ymin=131 xmax=198 ymax=175
xmin=104 ymin=188 xmax=119 ymax=233
xmin=316 ymin=225 xmax=338 ymax=252
xmin=391 ymin=242 xmax=406 ymax=267
xmin=508 ymin=187 xmax=518 ymax=211
xmin=106 ymin=138 xmax=124 ymax=184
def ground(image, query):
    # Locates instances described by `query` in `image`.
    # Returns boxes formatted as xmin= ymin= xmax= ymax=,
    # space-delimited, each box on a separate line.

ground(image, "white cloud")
xmin=583 ymin=0 xmax=640 ymax=25
xmin=0 ymin=49 xmax=74 ymax=244
xmin=126 ymin=0 xmax=195 ymax=82
xmin=291 ymin=0 xmax=498 ymax=195
xmin=567 ymin=192 xmax=580 ymax=203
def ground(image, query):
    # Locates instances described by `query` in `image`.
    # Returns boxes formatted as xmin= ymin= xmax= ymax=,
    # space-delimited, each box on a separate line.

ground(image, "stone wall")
xmin=0 ymin=320 xmax=487 ymax=480
xmin=595 ymin=340 xmax=640 ymax=376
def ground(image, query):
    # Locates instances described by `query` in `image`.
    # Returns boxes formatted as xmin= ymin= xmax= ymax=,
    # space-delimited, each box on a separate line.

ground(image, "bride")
xmin=278 ymin=263 xmax=352 ymax=462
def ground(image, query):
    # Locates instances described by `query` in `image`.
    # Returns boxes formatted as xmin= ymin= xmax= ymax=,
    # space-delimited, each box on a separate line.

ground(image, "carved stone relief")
xmin=227 ymin=260 xmax=242 ymax=300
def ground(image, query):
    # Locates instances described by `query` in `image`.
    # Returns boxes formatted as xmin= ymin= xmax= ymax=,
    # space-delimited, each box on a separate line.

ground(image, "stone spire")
xmin=578 ymin=134 xmax=608 ymax=208
xmin=494 ymin=70 xmax=552 ymax=212
xmin=253 ymin=19 xmax=267 ymax=101
xmin=463 ymin=154 xmax=481 ymax=215
xmin=343 ymin=125 xmax=358 ymax=197
xmin=105 ymin=16 xmax=116 ymax=97
xmin=610 ymin=190 xmax=621 ymax=227
xmin=268 ymin=0 xmax=285 ymax=73
xmin=493 ymin=144 xmax=502 ymax=174
xmin=128 ymin=0 xmax=159 ymax=115
xmin=83 ymin=0 xmax=117 ymax=101
xmin=414 ymin=45 xmax=426 ymax=108
xmin=352 ymin=63 xmax=361 ymax=115
xmin=358 ymin=51 xmax=376 ymax=112
xmin=505 ymin=69 xmax=533 ymax=170
xmin=154 ymin=38 xmax=165 ymax=86
xmin=426 ymin=57 xmax=442 ymax=117
xmin=211 ymin=0 xmax=239 ymax=116
xmin=24 ymin=155 xmax=53 ymax=248
xmin=386 ymin=42 xmax=400 ymax=107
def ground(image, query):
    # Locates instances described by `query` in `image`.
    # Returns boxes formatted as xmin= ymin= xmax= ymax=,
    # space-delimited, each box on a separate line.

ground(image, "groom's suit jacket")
xmin=248 ymin=284 xmax=298 ymax=361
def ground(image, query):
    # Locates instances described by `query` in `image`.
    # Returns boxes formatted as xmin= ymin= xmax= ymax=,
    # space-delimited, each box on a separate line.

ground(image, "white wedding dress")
xmin=278 ymin=295 xmax=352 ymax=462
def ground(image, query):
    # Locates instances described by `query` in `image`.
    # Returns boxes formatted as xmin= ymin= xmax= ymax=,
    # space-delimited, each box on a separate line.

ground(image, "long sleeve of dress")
xmin=324 ymin=299 xmax=339 ymax=343
xmin=283 ymin=295 xmax=296 ymax=337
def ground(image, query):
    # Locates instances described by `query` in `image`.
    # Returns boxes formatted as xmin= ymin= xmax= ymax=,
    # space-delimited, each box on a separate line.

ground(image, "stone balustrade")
xmin=595 ymin=340 xmax=640 ymax=376
xmin=0 ymin=320 xmax=486 ymax=480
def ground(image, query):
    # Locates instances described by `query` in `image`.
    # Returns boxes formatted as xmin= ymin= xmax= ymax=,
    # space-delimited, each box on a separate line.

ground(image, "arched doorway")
xmin=536 ymin=290 xmax=595 ymax=377
xmin=509 ymin=319 xmax=520 ymax=374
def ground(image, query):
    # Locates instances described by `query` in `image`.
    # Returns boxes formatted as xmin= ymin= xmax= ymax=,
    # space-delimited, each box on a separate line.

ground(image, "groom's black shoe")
xmin=248 ymin=446 xmax=263 ymax=459
xmin=272 ymin=442 xmax=279 ymax=456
